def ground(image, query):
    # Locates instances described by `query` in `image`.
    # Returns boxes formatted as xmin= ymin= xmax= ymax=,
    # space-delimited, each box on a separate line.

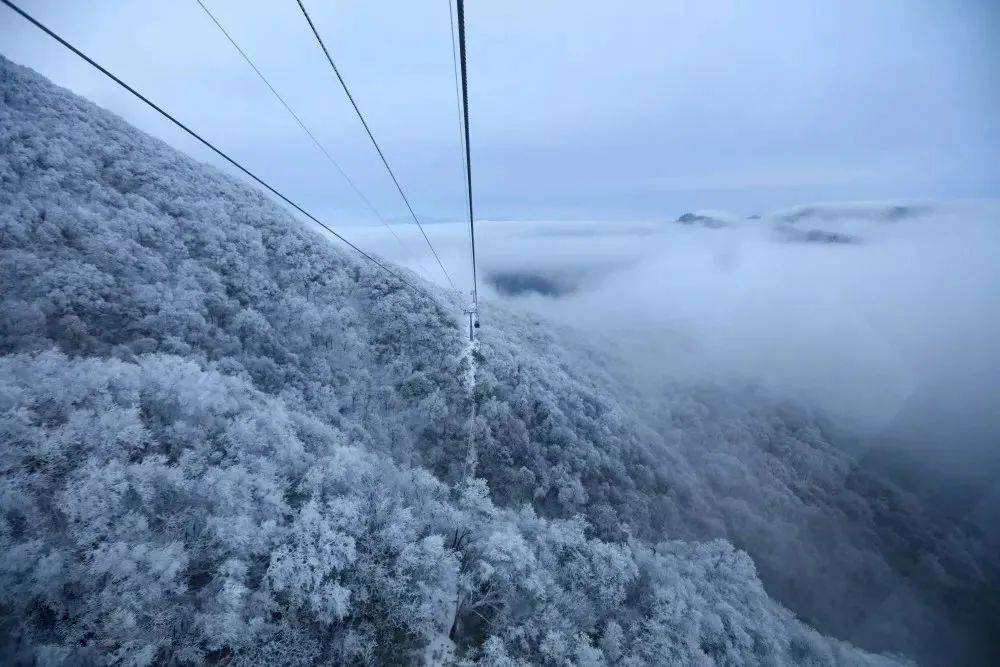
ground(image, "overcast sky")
xmin=2 ymin=0 xmax=998 ymax=223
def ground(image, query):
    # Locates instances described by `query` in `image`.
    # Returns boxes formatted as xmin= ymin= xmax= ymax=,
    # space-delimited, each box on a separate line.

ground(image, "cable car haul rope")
xmin=454 ymin=0 xmax=480 ymax=339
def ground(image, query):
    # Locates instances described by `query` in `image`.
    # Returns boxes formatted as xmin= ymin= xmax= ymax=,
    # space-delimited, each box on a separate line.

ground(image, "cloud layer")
xmin=355 ymin=201 xmax=1000 ymax=525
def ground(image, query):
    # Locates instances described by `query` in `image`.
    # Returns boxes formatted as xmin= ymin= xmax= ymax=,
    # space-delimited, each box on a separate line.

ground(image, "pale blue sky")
xmin=2 ymin=0 xmax=998 ymax=222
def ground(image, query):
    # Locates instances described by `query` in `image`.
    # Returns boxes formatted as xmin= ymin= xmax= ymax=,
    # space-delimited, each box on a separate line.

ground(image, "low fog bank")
xmin=353 ymin=200 xmax=1000 ymax=533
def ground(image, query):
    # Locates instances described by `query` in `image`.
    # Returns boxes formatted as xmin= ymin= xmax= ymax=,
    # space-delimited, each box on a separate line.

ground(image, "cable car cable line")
xmin=446 ymin=0 xmax=474 ymax=305
xmin=0 ymin=0 xmax=419 ymax=293
xmin=447 ymin=0 xmax=478 ymax=337
xmin=295 ymin=0 xmax=457 ymax=291
xmin=192 ymin=0 xmax=419 ymax=267
xmin=455 ymin=0 xmax=480 ymax=325
xmin=447 ymin=0 xmax=469 ymax=184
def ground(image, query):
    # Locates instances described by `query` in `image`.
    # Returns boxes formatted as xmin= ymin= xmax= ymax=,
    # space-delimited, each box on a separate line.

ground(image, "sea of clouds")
xmin=349 ymin=200 xmax=1000 ymax=531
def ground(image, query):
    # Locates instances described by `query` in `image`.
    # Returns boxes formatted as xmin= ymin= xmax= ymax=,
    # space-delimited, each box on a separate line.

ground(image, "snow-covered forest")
xmin=1 ymin=55 xmax=997 ymax=665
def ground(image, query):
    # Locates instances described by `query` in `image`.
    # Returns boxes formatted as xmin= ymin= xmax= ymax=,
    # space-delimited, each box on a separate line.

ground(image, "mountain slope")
xmin=0 ymin=55 xmax=992 ymax=664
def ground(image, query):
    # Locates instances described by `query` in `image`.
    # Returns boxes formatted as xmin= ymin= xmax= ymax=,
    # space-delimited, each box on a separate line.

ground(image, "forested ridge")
xmin=1 ymin=55 xmax=996 ymax=665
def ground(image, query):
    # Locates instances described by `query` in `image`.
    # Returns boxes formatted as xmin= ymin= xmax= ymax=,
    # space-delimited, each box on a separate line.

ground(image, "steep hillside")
xmin=0 ymin=55 xmax=994 ymax=664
